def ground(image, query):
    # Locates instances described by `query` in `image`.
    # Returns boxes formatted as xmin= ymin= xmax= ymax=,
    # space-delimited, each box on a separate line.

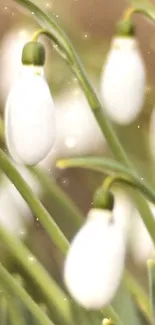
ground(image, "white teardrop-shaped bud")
xmin=64 ymin=208 xmax=126 ymax=309
xmin=100 ymin=37 xmax=146 ymax=124
xmin=5 ymin=65 xmax=56 ymax=165
xmin=54 ymin=88 xmax=106 ymax=158
xmin=129 ymin=203 xmax=155 ymax=266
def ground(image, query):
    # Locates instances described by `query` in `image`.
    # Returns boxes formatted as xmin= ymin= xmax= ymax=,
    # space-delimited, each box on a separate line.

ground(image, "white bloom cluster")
xmin=54 ymin=89 xmax=106 ymax=158
xmin=2 ymin=29 xmax=147 ymax=165
xmin=64 ymin=191 xmax=155 ymax=309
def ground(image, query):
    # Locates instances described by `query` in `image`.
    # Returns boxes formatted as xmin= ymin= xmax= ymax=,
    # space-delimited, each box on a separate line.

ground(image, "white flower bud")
xmin=113 ymin=190 xmax=133 ymax=242
xmin=129 ymin=203 xmax=155 ymax=265
xmin=54 ymin=89 xmax=106 ymax=158
xmin=64 ymin=208 xmax=125 ymax=309
xmin=100 ymin=37 xmax=146 ymax=125
xmin=5 ymin=65 xmax=55 ymax=165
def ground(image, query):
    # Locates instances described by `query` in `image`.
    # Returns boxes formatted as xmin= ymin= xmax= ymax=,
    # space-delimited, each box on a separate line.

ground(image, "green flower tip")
xmin=22 ymin=41 xmax=46 ymax=66
xmin=93 ymin=188 xmax=114 ymax=211
xmin=116 ymin=19 xmax=135 ymax=37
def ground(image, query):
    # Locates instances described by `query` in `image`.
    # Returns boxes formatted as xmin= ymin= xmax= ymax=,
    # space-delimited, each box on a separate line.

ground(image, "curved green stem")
xmin=31 ymin=29 xmax=68 ymax=60
xmin=12 ymin=0 xmax=130 ymax=163
xmin=57 ymin=156 xmax=155 ymax=242
xmin=123 ymin=6 xmax=155 ymax=22
xmin=8 ymin=297 xmax=27 ymax=325
xmin=0 ymin=297 xmax=8 ymax=325
xmin=0 ymin=149 xmax=68 ymax=255
xmin=123 ymin=271 xmax=152 ymax=323
xmin=0 ymin=264 xmax=54 ymax=325
xmin=11 ymin=0 xmax=155 ymax=246
xmin=103 ymin=175 xmax=155 ymax=204
xmin=0 ymin=223 xmax=75 ymax=325
xmin=57 ymin=157 xmax=155 ymax=205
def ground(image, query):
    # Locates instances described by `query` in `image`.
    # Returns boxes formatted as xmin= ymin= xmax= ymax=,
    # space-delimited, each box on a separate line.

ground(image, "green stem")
xmin=8 ymin=298 xmax=26 ymax=325
xmin=103 ymin=175 xmax=155 ymax=204
xmin=0 ymin=264 xmax=54 ymax=325
xmin=12 ymin=0 xmax=155 ymax=243
xmin=58 ymin=157 xmax=155 ymax=205
xmin=123 ymin=6 xmax=155 ymax=22
xmin=0 ymin=224 xmax=75 ymax=325
xmin=0 ymin=149 xmax=68 ymax=255
xmin=123 ymin=271 xmax=152 ymax=323
xmin=57 ymin=157 xmax=155 ymax=242
xmin=11 ymin=0 xmax=133 ymax=163
xmin=31 ymin=166 xmax=83 ymax=227
xmin=0 ymin=297 xmax=8 ymax=325
xmin=147 ymin=259 xmax=155 ymax=323
xmin=31 ymin=29 xmax=68 ymax=60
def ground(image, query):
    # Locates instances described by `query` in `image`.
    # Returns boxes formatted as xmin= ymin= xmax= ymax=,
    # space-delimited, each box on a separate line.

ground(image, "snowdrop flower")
xmin=113 ymin=190 xmax=133 ymax=243
xmin=5 ymin=41 xmax=56 ymax=165
xmin=64 ymin=208 xmax=126 ymax=309
xmin=101 ymin=31 xmax=146 ymax=124
xmin=54 ymin=88 xmax=106 ymax=158
xmin=129 ymin=203 xmax=155 ymax=265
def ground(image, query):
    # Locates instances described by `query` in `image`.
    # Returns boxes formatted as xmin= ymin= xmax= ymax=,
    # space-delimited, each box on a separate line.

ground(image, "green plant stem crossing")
xmin=12 ymin=0 xmax=155 ymax=244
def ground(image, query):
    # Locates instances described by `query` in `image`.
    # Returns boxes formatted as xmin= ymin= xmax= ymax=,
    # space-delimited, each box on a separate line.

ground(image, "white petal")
xmin=64 ymin=209 xmax=125 ymax=309
xmin=5 ymin=66 xmax=55 ymax=165
xmin=54 ymin=88 xmax=106 ymax=158
xmin=113 ymin=190 xmax=133 ymax=241
xmin=129 ymin=203 xmax=155 ymax=265
xmin=101 ymin=37 xmax=146 ymax=125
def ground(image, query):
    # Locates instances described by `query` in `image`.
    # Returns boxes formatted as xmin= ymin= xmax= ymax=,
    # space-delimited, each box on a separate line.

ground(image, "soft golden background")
xmin=0 ymin=1 xmax=155 ymax=324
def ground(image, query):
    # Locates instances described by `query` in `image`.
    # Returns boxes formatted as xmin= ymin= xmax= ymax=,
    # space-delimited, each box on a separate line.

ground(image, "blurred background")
xmin=0 ymin=0 xmax=155 ymax=324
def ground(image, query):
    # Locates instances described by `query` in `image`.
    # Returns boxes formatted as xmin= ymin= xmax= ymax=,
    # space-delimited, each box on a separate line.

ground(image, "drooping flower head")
xmin=5 ymin=40 xmax=55 ymax=165
xmin=100 ymin=20 xmax=146 ymax=125
xmin=64 ymin=190 xmax=126 ymax=309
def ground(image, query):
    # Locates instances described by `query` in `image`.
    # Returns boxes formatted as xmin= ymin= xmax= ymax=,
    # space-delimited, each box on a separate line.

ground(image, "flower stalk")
xmin=123 ymin=5 xmax=155 ymax=23
xmin=57 ymin=157 xmax=155 ymax=206
xmin=0 ymin=264 xmax=54 ymax=325
xmin=0 ymin=149 xmax=69 ymax=254
xmin=0 ymin=222 xmax=76 ymax=325
xmin=12 ymin=0 xmax=155 ymax=246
